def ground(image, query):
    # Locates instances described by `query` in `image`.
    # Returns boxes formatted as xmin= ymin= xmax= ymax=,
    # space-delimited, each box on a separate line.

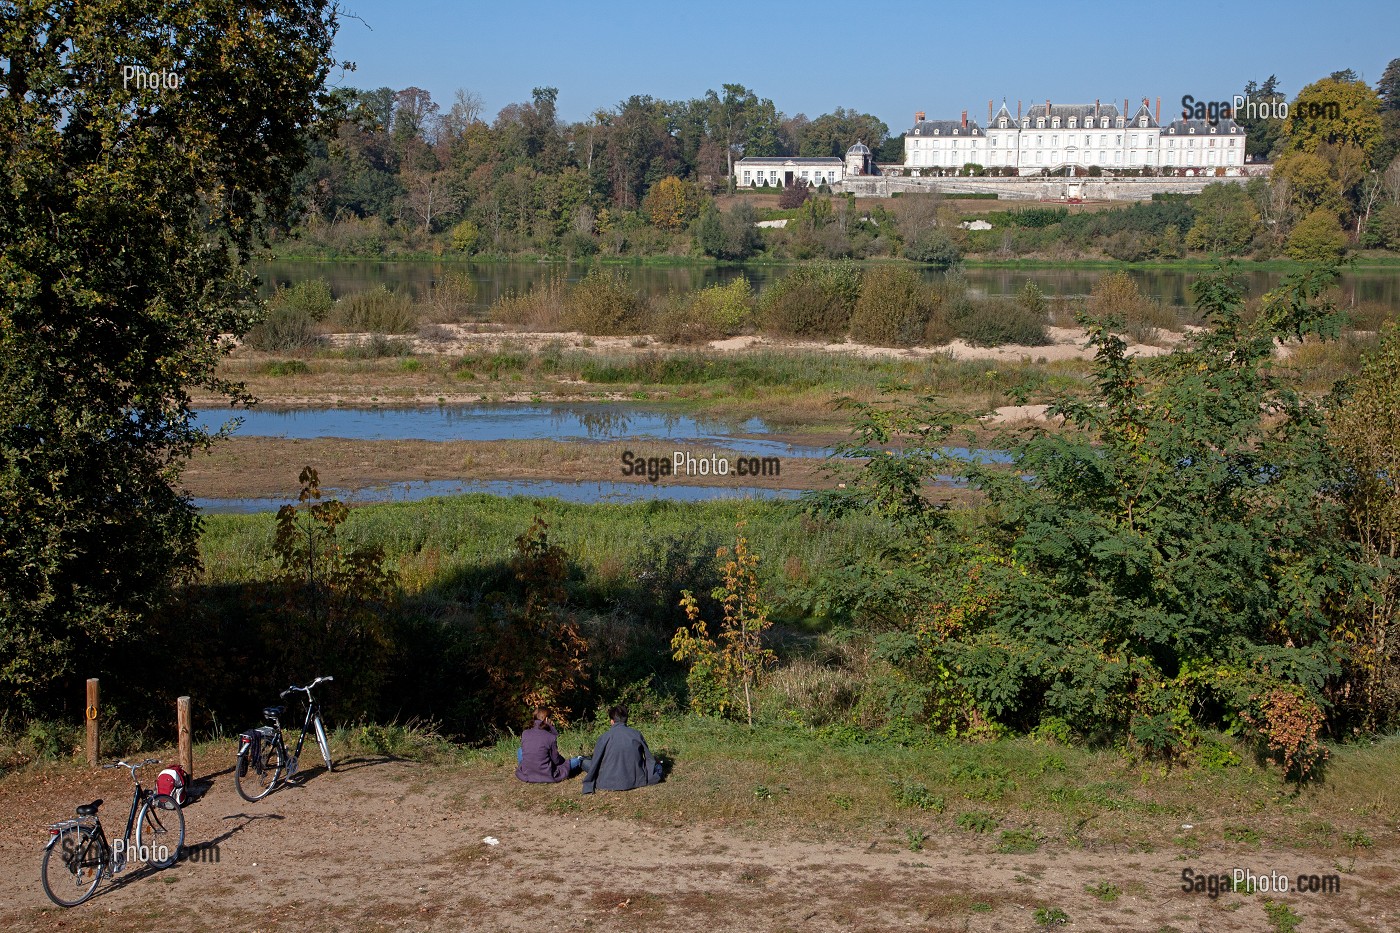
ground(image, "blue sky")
xmin=331 ymin=0 xmax=1399 ymax=132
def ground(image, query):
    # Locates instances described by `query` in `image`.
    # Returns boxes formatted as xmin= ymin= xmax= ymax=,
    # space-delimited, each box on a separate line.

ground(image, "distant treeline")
xmin=280 ymin=65 xmax=1400 ymax=263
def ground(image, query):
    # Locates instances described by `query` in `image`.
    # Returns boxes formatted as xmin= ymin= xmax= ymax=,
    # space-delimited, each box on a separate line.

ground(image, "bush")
xmin=758 ymin=261 xmax=863 ymax=339
xmin=275 ymin=278 xmax=333 ymax=321
xmin=778 ymin=178 xmax=811 ymax=209
xmin=1088 ymin=271 xmax=1178 ymax=344
xmin=654 ymin=277 xmax=753 ymax=344
xmin=951 ymin=296 xmax=1049 ymax=347
xmin=849 ymin=266 xmax=938 ymax=347
xmin=423 ymin=270 xmax=478 ymax=324
xmin=1286 ymin=209 xmax=1348 ymax=262
xmin=245 ymin=304 xmax=319 ymax=351
xmin=451 ymin=219 xmax=480 ymax=254
xmin=693 ymin=203 xmax=761 ymax=260
xmin=336 ymin=285 xmax=419 ymax=334
xmin=564 ymin=269 xmax=646 ymax=336
xmin=491 ymin=276 xmax=569 ymax=330
xmin=903 ymin=228 xmax=962 ymax=267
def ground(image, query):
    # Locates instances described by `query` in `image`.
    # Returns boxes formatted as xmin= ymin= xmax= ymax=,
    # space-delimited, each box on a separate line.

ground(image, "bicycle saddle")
xmin=75 ymin=799 xmax=102 ymax=817
xmin=263 ymin=705 xmax=285 ymax=719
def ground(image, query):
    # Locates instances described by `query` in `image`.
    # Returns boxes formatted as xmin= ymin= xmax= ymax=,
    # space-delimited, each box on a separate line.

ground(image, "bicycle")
xmin=234 ymin=675 xmax=334 ymax=802
xmin=40 ymin=758 xmax=186 ymax=907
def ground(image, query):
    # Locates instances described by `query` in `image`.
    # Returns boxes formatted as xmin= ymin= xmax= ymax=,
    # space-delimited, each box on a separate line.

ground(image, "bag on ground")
xmin=156 ymin=765 xmax=188 ymax=806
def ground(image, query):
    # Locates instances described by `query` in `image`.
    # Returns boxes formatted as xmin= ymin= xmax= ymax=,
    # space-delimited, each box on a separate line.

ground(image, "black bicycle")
xmin=234 ymin=675 xmax=334 ymax=802
xmin=40 ymin=758 xmax=186 ymax=907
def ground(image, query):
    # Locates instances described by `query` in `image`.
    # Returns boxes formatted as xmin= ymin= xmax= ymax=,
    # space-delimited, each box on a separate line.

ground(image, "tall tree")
xmin=0 ymin=0 xmax=338 ymax=711
xmin=1286 ymin=77 xmax=1383 ymax=159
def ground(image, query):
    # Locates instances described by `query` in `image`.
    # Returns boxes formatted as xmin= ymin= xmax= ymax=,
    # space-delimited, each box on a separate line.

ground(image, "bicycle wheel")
xmin=136 ymin=795 xmax=185 ymax=869
xmin=40 ymin=824 xmax=105 ymax=907
xmin=314 ymin=715 xmax=334 ymax=772
xmin=234 ymin=739 xmax=284 ymax=802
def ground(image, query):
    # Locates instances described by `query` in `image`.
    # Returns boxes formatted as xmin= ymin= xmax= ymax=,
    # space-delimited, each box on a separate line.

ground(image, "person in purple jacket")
xmin=515 ymin=708 xmax=583 ymax=783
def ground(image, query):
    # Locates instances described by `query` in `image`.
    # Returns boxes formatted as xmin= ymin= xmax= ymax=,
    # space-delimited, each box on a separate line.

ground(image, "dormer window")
xmin=1139 ymin=117 xmax=1147 ymax=127
xmin=1117 ymin=118 xmax=1124 ymax=127
xmin=1052 ymin=119 xmax=1060 ymax=128
xmin=1189 ymin=127 xmax=1196 ymax=134
xmin=1068 ymin=118 xmax=1076 ymax=128
xmin=1210 ymin=126 xmax=1217 ymax=133
xmin=1037 ymin=118 xmax=1045 ymax=128
xmin=999 ymin=119 xmax=1007 ymax=128
xmin=933 ymin=129 xmax=939 ymax=135
xmin=953 ymin=128 xmax=959 ymax=135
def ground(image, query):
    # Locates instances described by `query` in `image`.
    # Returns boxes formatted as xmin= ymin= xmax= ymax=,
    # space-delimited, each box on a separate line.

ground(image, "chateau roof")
xmin=735 ymin=156 xmax=842 ymax=165
xmin=1162 ymin=118 xmax=1245 ymax=134
xmin=847 ymin=140 xmax=871 ymax=155
xmin=1023 ymin=102 xmax=1121 ymax=125
xmin=909 ymin=119 xmax=984 ymax=136
xmin=990 ymin=103 xmax=1019 ymax=128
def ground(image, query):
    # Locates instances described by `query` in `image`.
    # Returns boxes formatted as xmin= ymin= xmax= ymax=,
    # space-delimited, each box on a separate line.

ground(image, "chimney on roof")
xmin=1045 ymin=98 xmax=1050 ymax=115
xmin=1017 ymin=99 xmax=1022 ymax=121
xmin=1124 ymin=98 xmax=1129 ymax=117
xmin=961 ymin=110 xmax=967 ymax=129
xmin=988 ymin=100 xmax=993 ymax=124
xmin=915 ymin=110 xmax=925 ymax=123
xmin=1095 ymin=98 xmax=1100 ymax=118
xmin=1156 ymin=97 xmax=1160 ymax=123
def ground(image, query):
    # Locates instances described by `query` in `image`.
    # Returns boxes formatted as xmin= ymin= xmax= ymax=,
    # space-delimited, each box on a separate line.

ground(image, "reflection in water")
xmin=194 ymin=479 xmax=804 ymax=513
xmin=195 ymin=404 xmax=835 ymax=458
xmin=574 ymin=408 xmax=632 ymax=438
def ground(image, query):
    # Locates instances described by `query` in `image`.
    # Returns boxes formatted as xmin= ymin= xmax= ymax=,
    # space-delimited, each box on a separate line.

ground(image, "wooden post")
xmin=177 ymin=696 xmax=194 ymax=780
xmin=85 ymin=678 xmax=100 ymax=768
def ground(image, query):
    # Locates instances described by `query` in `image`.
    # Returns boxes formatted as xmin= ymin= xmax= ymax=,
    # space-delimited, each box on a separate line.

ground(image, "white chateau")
xmin=733 ymin=141 xmax=879 ymax=188
xmin=904 ymin=98 xmax=1247 ymax=174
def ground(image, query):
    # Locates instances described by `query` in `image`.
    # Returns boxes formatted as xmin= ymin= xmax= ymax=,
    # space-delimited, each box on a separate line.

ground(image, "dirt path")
xmin=1 ymin=750 xmax=1393 ymax=932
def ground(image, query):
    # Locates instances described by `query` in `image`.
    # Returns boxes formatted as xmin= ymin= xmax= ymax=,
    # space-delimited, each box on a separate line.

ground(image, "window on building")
xmin=1068 ymin=118 xmax=1076 ymax=127
xmin=1000 ymin=119 xmax=1007 ymax=128
xmin=1139 ymin=117 xmax=1147 ymax=127
xmin=1037 ymin=118 xmax=1044 ymax=128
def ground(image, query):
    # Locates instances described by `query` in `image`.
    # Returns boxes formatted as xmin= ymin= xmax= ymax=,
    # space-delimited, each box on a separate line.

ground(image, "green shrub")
xmin=759 ymin=261 xmax=862 ymax=339
xmin=951 ymin=296 xmax=1049 ymax=347
xmin=903 ymin=228 xmax=962 ymax=267
xmin=245 ymin=304 xmax=319 ymax=351
xmin=336 ymin=285 xmax=419 ymax=334
xmin=260 ymin=359 xmax=311 ymax=376
xmin=849 ymin=266 xmax=938 ymax=347
xmin=277 ymin=277 xmax=333 ymax=321
xmin=564 ymin=269 xmax=646 ymax=336
xmin=654 ymin=277 xmax=753 ymax=344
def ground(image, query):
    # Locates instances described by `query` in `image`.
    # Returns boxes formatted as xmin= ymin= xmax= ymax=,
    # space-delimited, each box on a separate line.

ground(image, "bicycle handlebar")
xmin=280 ymin=675 xmax=334 ymax=698
xmin=102 ymin=758 xmax=160 ymax=774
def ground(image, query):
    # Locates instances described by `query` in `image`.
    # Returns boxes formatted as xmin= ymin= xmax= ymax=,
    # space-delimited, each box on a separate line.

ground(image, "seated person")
xmin=581 ymin=704 xmax=664 ymax=795
xmin=515 ymin=708 xmax=583 ymax=783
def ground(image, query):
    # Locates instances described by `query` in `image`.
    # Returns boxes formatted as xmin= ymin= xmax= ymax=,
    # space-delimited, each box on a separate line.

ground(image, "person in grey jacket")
xmin=581 ymin=705 xmax=663 ymax=794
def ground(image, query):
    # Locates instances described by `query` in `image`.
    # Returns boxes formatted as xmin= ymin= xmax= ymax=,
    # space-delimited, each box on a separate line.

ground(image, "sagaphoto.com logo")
xmin=620 ymin=449 xmax=781 ymax=483
xmin=1180 ymin=93 xmax=1339 ymax=125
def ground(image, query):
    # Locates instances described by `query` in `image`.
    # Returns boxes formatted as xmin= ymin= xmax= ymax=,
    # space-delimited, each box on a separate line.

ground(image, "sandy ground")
xmin=2 ymin=751 xmax=1394 ymax=932
xmin=391 ymin=323 xmax=1183 ymax=364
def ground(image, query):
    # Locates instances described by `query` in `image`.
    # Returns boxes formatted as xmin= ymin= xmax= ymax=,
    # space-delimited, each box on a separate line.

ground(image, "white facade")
xmin=905 ymin=99 xmax=1246 ymax=173
xmin=734 ymin=156 xmax=843 ymax=188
